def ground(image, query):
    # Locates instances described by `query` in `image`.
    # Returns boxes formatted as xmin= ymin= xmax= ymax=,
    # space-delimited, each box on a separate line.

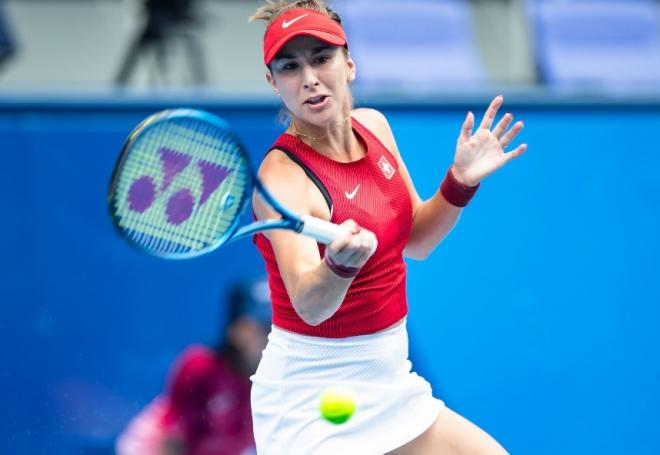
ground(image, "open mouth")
xmin=305 ymin=95 xmax=329 ymax=105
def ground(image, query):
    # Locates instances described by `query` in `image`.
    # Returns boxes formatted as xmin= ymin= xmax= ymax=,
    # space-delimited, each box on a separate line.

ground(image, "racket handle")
xmin=300 ymin=215 xmax=348 ymax=244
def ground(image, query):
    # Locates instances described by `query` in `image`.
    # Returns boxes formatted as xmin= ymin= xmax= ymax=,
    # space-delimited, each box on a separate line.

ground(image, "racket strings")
xmin=112 ymin=116 xmax=251 ymax=256
xmin=186 ymin=119 xmax=247 ymax=246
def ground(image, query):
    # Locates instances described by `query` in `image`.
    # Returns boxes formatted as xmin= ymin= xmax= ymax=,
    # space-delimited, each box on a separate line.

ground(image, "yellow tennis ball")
xmin=319 ymin=386 xmax=356 ymax=424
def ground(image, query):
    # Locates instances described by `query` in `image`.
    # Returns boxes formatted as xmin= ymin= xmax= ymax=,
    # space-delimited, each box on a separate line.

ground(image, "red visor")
xmin=263 ymin=8 xmax=347 ymax=65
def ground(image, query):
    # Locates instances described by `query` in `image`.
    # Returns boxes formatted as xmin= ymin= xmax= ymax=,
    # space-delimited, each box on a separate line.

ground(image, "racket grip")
xmin=300 ymin=215 xmax=348 ymax=244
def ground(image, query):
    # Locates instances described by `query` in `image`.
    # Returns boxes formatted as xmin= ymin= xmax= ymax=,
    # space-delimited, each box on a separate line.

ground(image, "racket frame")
xmin=109 ymin=109 xmax=256 ymax=259
xmin=108 ymin=109 xmax=316 ymax=259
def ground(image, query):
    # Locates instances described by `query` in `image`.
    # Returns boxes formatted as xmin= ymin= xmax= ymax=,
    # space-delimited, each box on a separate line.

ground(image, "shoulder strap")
xmin=351 ymin=116 xmax=399 ymax=167
xmin=266 ymin=146 xmax=333 ymax=215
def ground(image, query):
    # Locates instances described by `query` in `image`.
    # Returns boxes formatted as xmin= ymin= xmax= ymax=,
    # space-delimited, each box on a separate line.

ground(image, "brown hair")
xmin=249 ymin=0 xmax=342 ymax=27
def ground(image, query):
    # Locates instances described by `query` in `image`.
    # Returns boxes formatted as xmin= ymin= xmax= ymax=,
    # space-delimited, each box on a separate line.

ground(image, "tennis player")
xmin=249 ymin=1 xmax=527 ymax=454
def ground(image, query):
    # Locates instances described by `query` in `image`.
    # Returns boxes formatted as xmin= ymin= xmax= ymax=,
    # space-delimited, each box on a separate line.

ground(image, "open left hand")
xmin=452 ymin=95 xmax=528 ymax=187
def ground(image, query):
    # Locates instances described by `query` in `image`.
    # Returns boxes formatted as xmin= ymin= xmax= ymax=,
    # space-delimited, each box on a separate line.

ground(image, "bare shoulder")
xmin=258 ymin=148 xmax=305 ymax=180
xmin=352 ymin=107 xmax=390 ymax=131
xmin=351 ymin=108 xmax=398 ymax=155
xmin=254 ymin=148 xmax=317 ymax=218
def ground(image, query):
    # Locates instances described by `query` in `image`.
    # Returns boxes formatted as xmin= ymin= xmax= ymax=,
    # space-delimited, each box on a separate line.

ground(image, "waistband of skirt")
xmin=268 ymin=317 xmax=407 ymax=348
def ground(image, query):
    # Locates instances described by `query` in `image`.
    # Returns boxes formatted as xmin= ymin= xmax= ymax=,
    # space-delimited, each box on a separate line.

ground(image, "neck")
xmin=290 ymin=115 xmax=361 ymax=161
xmin=291 ymin=115 xmax=351 ymax=141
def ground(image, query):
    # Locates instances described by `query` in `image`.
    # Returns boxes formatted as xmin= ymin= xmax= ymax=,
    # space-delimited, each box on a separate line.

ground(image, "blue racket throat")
xmin=227 ymin=179 xmax=303 ymax=240
xmin=109 ymin=109 xmax=347 ymax=259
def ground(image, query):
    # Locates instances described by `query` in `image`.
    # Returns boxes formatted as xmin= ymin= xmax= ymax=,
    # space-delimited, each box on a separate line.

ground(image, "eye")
xmin=314 ymin=55 xmax=331 ymax=65
xmin=282 ymin=62 xmax=298 ymax=71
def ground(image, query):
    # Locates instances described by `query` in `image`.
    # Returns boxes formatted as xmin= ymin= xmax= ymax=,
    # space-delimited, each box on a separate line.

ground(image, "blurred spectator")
xmin=0 ymin=0 xmax=16 ymax=72
xmin=116 ymin=278 xmax=272 ymax=455
xmin=116 ymin=0 xmax=206 ymax=86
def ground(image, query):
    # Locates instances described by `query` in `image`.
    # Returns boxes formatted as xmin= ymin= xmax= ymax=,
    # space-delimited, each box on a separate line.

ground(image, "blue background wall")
xmin=0 ymin=99 xmax=658 ymax=454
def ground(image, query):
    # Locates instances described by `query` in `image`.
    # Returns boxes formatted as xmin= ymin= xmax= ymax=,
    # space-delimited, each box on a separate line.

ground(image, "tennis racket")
xmin=108 ymin=108 xmax=347 ymax=259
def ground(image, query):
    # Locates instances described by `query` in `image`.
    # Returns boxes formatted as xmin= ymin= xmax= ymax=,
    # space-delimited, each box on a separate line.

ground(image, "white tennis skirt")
xmin=250 ymin=320 xmax=444 ymax=455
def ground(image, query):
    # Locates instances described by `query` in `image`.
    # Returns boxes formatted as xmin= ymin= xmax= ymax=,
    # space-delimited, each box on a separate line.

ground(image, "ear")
xmin=265 ymin=69 xmax=279 ymax=95
xmin=346 ymin=52 xmax=356 ymax=82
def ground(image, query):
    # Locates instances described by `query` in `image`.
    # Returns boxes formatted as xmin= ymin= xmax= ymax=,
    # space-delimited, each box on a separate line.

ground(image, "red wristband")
xmin=440 ymin=166 xmax=480 ymax=207
xmin=324 ymin=253 xmax=360 ymax=279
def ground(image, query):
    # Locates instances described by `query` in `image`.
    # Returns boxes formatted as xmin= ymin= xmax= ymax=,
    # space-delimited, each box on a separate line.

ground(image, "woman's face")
xmin=267 ymin=35 xmax=355 ymax=127
xmin=228 ymin=317 xmax=269 ymax=374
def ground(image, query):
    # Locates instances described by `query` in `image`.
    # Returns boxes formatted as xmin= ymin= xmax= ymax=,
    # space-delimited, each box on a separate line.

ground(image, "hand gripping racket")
xmin=108 ymin=109 xmax=347 ymax=258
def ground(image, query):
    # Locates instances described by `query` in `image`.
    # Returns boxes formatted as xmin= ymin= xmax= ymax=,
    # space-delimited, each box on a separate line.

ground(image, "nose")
xmin=302 ymin=65 xmax=320 ymax=89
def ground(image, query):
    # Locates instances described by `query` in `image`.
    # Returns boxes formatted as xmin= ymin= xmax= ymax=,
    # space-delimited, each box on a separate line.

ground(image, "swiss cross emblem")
xmin=378 ymin=155 xmax=395 ymax=180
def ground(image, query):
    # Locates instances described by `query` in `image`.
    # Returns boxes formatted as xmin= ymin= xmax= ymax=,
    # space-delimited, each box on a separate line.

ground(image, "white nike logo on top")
xmin=345 ymin=184 xmax=360 ymax=200
xmin=282 ymin=14 xmax=308 ymax=28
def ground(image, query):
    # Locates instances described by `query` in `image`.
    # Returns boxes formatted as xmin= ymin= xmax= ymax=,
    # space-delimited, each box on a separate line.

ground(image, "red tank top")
xmin=254 ymin=118 xmax=413 ymax=337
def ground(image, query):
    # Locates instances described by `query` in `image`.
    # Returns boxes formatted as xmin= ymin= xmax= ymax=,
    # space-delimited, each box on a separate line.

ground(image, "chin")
xmin=300 ymin=110 xmax=340 ymax=127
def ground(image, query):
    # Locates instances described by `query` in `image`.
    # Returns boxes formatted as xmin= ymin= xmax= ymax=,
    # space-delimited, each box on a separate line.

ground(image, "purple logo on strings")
xmin=127 ymin=147 xmax=231 ymax=225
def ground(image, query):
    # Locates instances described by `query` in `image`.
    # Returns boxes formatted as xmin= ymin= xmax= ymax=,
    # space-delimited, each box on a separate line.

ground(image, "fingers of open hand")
xmin=505 ymin=143 xmax=528 ymax=162
xmin=478 ymin=95 xmax=503 ymax=131
xmin=492 ymin=113 xmax=513 ymax=139
xmin=458 ymin=111 xmax=474 ymax=144
xmin=500 ymin=120 xmax=524 ymax=149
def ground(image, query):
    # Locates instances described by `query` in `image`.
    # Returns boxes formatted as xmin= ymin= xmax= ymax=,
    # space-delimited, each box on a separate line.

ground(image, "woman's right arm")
xmin=253 ymin=150 xmax=375 ymax=326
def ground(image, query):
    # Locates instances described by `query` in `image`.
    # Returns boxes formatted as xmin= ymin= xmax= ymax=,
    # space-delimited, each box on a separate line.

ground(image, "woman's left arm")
xmin=355 ymin=96 xmax=527 ymax=260
xmin=408 ymin=95 xmax=527 ymax=259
